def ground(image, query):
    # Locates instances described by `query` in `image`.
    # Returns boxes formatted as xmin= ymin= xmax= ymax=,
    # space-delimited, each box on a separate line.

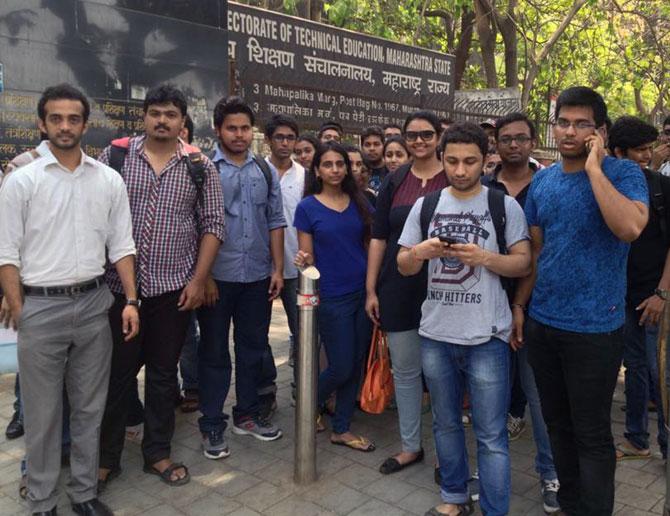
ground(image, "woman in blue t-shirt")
xmin=294 ymin=142 xmax=375 ymax=452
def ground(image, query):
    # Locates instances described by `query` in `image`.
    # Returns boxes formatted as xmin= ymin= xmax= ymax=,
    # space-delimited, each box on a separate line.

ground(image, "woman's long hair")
xmin=305 ymin=141 xmax=372 ymax=244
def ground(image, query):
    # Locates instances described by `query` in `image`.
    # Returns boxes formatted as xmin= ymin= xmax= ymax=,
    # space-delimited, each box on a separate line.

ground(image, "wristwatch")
xmin=126 ymin=299 xmax=141 ymax=308
xmin=654 ymin=288 xmax=670 ymax=300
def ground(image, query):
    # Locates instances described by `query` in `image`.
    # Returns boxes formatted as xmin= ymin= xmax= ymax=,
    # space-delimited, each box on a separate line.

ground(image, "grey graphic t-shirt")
xmin=398 ymin=186 xmax=529 ymax=345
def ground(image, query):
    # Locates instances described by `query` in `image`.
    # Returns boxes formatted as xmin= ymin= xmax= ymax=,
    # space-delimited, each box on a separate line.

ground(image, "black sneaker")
xmin=541 ymin=479 xmax=560 ymax=513
xmin=201 ymin=430 xmax=231 ymax=460
xmin=5 ymin=411 xmax=24 ymax=440
xmin=468 ymin=470 xmax=480 ymax=502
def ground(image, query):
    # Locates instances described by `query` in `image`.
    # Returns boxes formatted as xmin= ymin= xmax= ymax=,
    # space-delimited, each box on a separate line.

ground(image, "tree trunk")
xmin=455 ymin=10 xmax=475 ymax=90
xmin=473 ymin=0 xmax=498 ymax=88
xmin=497 ymin=0 xmax=518 ymax=88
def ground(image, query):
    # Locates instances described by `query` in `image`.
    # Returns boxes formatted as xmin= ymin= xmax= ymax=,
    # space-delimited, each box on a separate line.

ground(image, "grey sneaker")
xmin=507 ymin=414 xmax=526 ymax=441
xmin=202 ymin=430 xmax=230 ymax=460
xmin=541 ymin=479 xmax=560 ymax=513
xmin=232 ymin=416 xmax=283 ymax=441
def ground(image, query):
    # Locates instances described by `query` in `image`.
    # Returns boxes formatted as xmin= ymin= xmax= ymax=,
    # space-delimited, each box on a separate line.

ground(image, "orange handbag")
xmin=360 ymin=326 xmax=394 ymax=414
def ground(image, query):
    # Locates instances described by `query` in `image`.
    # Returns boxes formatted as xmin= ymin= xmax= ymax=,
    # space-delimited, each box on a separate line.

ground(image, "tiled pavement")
xmin=0 ymin=304 xmax=667 ymax=515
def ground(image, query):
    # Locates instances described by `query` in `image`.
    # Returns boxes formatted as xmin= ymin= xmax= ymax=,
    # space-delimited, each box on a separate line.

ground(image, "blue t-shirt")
xmin=525 ymin=156 xmax=648 ymax=333
xmin=294 ymin=195 xmax=368 ymax=299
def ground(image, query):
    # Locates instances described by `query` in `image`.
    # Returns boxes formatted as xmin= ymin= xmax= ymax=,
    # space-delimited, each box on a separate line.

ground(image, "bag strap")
xmin=487 ymin=187 xmax=507 ymax=255
xmin=389 ymin=163 xmax=412 ymax=198
xmin=420 ymin=189 xmax=443 ymax=239
xmin=648 ymin=170 xmax=668 ymax=244
xmin=252 ymin=154 xmax=273 ymax=198
xmin=184 ymin=152 xmax=207 ymax=206
xmin=109 ymin=144 xmax=128 ymax=175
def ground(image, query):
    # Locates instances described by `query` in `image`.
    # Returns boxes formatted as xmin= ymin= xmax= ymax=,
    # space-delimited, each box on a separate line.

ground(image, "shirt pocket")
xmin=221 ymin=172 xmax=241 ymax=216
xmin=251 ymin=176 xmax=269 ymax=205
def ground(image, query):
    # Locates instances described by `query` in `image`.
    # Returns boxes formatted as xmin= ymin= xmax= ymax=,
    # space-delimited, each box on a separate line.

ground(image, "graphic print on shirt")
xmin=427 ymin=209 xmax=493 ymax=305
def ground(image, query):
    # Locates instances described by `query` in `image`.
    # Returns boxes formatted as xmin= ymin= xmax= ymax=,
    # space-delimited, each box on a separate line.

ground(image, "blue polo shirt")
xmin=210 ymin=146 xmax=286 ymax=283
xmin=525 ymin=156 xmax=648 ymax=333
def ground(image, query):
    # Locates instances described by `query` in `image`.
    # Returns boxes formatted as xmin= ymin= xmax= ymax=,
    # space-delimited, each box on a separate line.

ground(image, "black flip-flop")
xmin=379 ymin=449 xmax=424 ymax=475
xmin=143 ymin=462 xmax=190 ymax=486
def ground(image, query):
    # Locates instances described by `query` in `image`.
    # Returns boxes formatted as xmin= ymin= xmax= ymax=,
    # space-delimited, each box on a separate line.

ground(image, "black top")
xmin=371 ymin=167 xmax=447 ymax=332
xmin=627 ymin=168 xmax=670 ymax=307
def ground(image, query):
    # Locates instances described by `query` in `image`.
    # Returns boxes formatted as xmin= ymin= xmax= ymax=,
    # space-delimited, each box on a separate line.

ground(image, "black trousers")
xmin=526 ymin=317 xmax=624 ymax=516
xmin=99 ymin=290 xmax=190 ymax=468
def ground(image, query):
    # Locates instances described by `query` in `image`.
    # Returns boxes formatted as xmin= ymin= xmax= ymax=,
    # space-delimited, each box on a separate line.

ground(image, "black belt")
xmin=23 ymin=276 xmax=105 ymax=297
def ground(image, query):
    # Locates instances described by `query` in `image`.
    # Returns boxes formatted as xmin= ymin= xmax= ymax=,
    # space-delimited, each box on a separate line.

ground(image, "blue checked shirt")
xmin=210 ymin=146 xmax=286 ymax=283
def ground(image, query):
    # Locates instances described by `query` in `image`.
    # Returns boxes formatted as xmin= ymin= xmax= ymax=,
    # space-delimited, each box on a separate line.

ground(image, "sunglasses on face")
xmin=404 ymin=130 xmax=436 ymax=142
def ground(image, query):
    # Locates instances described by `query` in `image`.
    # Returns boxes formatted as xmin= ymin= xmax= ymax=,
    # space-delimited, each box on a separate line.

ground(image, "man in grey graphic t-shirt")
xmin=397 ymin=122 xmax=530 ymax=516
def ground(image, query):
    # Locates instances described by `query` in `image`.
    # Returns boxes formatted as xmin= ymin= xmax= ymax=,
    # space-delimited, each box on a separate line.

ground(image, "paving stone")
xmin=0 ymin=492 xmax=25 ymax=515
xmin=264 ymin=494 xmax=337 ymax=516
xmin=140 ymin=503 xmax=187 ymax=515
xmin=300 ymin=478 xmax=369 ymax=514
xmin=232 ymin=480 xmax=295 ymax=512
xmin=614 ymin=483 xmax=664 ymax=511
xmin=333 ymin=463 xmax=381 ymax=489
xmin=394 ymin=487 xmax=442 ymax=515
xmin=615 ymin=463 xmax=658 ymax=489
xmin=345 ymin=498 xmax=411 ymax=516
xmin=101 ymin=486 xmax=161 ymax=515
xmin=182 ymin=492 xmax=241 ymax=515
xmin=362 ymin=474 xmax=419 ymax=504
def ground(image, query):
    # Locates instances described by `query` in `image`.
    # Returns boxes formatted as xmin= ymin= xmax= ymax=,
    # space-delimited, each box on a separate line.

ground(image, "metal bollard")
xmin=294 ymin=265 xmax=320 ymax=484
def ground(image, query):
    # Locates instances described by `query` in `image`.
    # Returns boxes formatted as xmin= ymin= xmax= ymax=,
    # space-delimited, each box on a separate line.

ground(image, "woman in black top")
xmin=366 ymin=111 xmax=448 ymax=474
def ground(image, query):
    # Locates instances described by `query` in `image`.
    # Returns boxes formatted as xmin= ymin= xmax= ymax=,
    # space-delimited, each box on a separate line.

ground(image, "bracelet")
xmin=511 ymin=303 xmax=525 ymax=311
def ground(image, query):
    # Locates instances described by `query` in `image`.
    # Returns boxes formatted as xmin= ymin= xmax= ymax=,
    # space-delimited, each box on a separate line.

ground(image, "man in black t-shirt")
xmin=361 ymin=126 xmax=388 ymax=194
xmin=609 ymin=116 xmax=669 ymax=461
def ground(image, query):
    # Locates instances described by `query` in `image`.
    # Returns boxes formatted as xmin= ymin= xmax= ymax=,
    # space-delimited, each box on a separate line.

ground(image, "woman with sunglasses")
xmin=366 ymin=111 xmax=447 ymax=474
xmin=294 ymin=142 xmax=375 ymax=452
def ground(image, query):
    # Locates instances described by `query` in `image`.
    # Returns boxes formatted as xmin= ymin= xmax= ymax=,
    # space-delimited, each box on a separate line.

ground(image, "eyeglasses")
xmin=272 ymin=134 xmax=297 ymax=142
xmin=498 ymin=135 xmax=532 ymax=146
xmin=404 ymin=130 xmax=436 ymax=142
xmin=554 ymin=119 xmax=596 ymax=131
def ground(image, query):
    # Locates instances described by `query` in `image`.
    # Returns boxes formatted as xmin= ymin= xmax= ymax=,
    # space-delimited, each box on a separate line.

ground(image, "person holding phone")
xmin=514 ymin=87 xmax=649 ymax=515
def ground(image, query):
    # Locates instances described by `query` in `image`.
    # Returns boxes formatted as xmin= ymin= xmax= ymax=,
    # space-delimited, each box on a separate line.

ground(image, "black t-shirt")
xmin=371 ymin=168 xmax=447 ymax=332
xmin=627 ymin=168 xmax=670 ymax=307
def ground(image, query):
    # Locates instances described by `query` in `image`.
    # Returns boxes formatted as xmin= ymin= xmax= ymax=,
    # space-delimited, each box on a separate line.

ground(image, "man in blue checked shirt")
xmin=197 ymin=96 xmax=286 ymax=459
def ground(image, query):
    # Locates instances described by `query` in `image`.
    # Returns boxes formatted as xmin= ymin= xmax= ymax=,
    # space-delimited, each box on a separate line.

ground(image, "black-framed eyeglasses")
xmin=272 ymin=134 xmax=297 ymax=142
xmin=554 ymin=119 xmax=596 ymax=131
xmin=498 ymin=135 xmax=532 ymax=146
xmin=404 ymin=130 xmax=436 ymax=142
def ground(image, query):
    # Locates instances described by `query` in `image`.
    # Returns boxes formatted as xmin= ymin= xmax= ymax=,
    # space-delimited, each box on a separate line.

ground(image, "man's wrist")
xmin=655 ymin=288 xmax=670 ymax=300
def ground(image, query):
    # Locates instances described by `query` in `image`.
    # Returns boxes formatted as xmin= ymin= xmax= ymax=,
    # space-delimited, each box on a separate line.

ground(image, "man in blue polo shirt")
xmin=514 ymin=87 xmax=649 ymax=516
xmin=197 ymin=97 xmax=286 ymax=460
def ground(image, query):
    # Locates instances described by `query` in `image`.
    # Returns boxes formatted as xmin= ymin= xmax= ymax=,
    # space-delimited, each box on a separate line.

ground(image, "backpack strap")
xmin=252 ymin=154 xmax=273 ymax=198
xmin=420 ymin=189 xmax=443 ymax=239
xmin=648 ymin=170 xmax=668 ymax=244
xmin=184 ymin=152 xmax=207 ymax=206
xmin=389 ymin=163 xmax=412 ymax=198
xmin=487 ymin=187 xmax=507 ymax=255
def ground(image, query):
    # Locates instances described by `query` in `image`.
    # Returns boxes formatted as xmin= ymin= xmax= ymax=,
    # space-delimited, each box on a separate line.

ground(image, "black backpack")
xmin=419 ymin=186 xmax=514 ymax=300
xmin=647 ymin=169 xmax=668 ymax=244
xmin=109 ymin=138 xmax=207 ymax=206
xmin=208 ymin=150 xmax=273 ymax=198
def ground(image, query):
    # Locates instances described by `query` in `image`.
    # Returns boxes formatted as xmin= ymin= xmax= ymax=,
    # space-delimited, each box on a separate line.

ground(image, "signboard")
xmin=454 ymin=87 xmax=521 ymax=117
xmin=227 ymin=2 xmax=455 ymax=131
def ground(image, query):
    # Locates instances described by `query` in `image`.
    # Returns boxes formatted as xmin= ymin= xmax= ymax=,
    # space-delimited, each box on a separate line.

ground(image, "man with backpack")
xmin=97 ymin=84 xmax=225 ymax=489
xmin=397 ymin=122 xmax=531 ymax=516
xmin=197 ymin=96 xmax=286 ymax=460
xmin=485 ymin=113 xmax=561 ymax=513
xmin=608 ymin=116 xmax=669 ymax=462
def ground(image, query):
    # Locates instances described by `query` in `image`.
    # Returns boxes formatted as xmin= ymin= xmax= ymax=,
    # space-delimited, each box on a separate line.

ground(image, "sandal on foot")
xmin=97 ymin=466 xmax=122 ymax=494
xmin=615 ymin=441 xmax=650 ymax=461
xmin=316 ymin=415 xmax=327 ymax=433
xmin=143 ymin=462 xmax=190 ymax=486
xmin=19 ymin=475 xmax=27 ymax=500
xmin=379 ymin=449 xmax=424 ymax=474
xmin=425 ymin=500 xmax=474 ymax=516
xmin=180 ymin=390 xmax=199 ymax=413
xmin=330 ymin=435 xmax=376 ymax=452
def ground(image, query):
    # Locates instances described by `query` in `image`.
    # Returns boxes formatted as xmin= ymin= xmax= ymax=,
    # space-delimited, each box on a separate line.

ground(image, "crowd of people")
xmin=0 ymin=82 xmax=670 ymax=516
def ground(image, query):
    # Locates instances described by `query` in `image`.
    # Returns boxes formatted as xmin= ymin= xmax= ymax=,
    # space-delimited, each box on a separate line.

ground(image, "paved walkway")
xmin=0 ymin=304 xmax=667 ymax=515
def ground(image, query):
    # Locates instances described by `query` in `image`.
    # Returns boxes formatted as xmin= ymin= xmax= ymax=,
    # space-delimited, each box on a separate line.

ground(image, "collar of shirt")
xmin=265 ymin=157 xmax=303 ymax=179
xmin=212 ymin=144 xmax=254 ymax=167
xmin=41 ymin=148 xmax=98 ymax=175
xmin=134 ymin=134 xmax=188 ymax=162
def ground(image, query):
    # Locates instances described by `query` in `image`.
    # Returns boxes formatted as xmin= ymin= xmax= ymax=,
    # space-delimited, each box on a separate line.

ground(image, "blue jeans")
xmin=179 ymin=312 xmax=200 ymax=392
xmin=197 ymin=278 xmax=273 ymax=432
xmin=318 ymin=290 xmax=371 ymax=434
xmin=387 ymin=329 xmax=423 ymax=453
xmin=422 ymin=337 xmax=510 ymax=516
xmin=623 ymin=305 xmax=667 ymax=456
xmin=517 ymin=343 xmax=557 ymax=481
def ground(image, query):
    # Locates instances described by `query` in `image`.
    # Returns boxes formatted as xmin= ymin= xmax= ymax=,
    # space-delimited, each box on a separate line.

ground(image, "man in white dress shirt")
xmin=0 ymin=84 xmax=138 ymax=516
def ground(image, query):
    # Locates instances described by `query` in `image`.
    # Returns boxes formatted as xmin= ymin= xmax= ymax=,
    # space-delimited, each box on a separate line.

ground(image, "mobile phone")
xmin=438 ymin=235 xmax=460 ymax=245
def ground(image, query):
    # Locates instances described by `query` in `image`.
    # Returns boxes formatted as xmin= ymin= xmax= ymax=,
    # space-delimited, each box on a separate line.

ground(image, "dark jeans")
xmin=526 ymin=317 xmax=623 ymax=516
xmin=318 ymin=290 xmax=371 ymax=434
xmin=509 ymin=352 xmax=527 ymax=419
xmin=623 ymin=305 xmax=667 ymax=456
xmin=179 ymin=312 xmax=200 ymax=392
xmin=99 ymin=290 xmax=190 ymax=468
xmin=198 ymin=278 xmax=273 ymax=432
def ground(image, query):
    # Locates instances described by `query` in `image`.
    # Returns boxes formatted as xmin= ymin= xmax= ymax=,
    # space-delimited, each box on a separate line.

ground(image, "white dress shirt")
xmin=0 ymin=150 xmax=136 ymax=286
xmin=267 ymin=158 xmax=305 ymax=279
